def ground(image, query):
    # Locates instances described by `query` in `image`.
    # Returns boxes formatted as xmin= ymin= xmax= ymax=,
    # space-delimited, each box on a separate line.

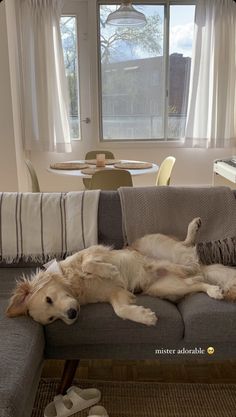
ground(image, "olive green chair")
xmin=83 ymin=150 xmax=115 ymax=189
xmin=89 ymin=169 xmax=133 ymax=190
xmin=25 ymin=159 xmax=40 ymax=192
xmin=156 ymin=156 xmax=176 ymax=186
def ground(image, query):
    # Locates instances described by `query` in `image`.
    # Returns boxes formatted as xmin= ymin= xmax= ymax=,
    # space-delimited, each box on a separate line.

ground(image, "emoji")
xmin=207 ymin=346 xmax=215 ymax=355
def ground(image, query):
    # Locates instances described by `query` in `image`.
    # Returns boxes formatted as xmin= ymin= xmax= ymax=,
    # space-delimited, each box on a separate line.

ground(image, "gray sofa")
xmin=1 ymin=190 xmax=236 ymax=417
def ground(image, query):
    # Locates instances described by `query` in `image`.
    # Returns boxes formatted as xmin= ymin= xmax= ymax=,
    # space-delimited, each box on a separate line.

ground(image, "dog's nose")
xmin=67 ymin=308 xmax=77 ymax=320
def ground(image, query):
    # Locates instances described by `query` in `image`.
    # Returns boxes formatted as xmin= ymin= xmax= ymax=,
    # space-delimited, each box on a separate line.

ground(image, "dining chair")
xmin=89 ymin=169 xmax=133 ymax=190
xmin=85 ymin=150 xmax=115 ymax=160
xmin=25 ymin=159 xmax=40 ymax=192
xmin=156 ymin=156 xmax=176 ymax=186
xmin=83 ymin=150 xmax=115 ymax=189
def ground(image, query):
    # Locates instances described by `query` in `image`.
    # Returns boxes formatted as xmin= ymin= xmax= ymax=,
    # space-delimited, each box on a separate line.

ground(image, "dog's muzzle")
xmin=67 ymin=308 xmax=78 ymax=320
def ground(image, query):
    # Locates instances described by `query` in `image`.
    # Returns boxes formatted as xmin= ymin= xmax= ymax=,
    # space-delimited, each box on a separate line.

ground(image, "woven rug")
xmin=31 ymin=379 xmax=236 ymax=417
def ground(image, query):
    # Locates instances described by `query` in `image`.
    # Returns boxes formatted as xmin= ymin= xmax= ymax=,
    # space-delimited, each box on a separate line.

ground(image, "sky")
xmin=169 ymin=5 xmax=195 ymax=57
xmin=101 ymin=4 xmax=196 ymax=60
xmin=135 ymin=4 xmax=196 ymax=57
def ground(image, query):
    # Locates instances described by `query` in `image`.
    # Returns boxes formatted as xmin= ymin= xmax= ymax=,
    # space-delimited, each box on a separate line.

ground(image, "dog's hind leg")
xmin=144 ymin=275 xmax=223 ymax=302
xmin=109 ymin=289 xmax=157 ymax=326
xmin=183 ymin=217 xmax=202 ymax=247
xmin=202 ymin=264 xmax=236 ymax=302
xmin=224 ymin=285 xmax=236 ymax=301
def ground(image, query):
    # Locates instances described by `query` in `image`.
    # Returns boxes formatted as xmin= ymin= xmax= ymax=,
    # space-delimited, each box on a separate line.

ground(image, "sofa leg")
xmin=57 ymin=359 xmax=80 ymax=394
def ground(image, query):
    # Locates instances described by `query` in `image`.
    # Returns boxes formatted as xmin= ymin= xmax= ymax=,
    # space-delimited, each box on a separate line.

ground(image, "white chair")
xmin=156 ymin=156 xmax=176 ymax=186
xmin=25 ymin=160 xmax=40 ymax=192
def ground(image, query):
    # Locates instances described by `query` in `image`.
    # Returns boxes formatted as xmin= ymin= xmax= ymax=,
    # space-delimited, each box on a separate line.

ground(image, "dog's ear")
xmin=6 ymin=279 xmax=33 ymax=317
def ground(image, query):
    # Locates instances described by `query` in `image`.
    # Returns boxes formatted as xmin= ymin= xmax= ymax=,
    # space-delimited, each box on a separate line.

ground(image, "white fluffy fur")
xmin=6 ymin=218 xmax=236 ymax=326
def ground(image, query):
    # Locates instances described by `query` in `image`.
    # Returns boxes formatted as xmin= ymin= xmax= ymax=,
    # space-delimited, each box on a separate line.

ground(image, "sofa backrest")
xmin=1 ymin=188 xmax=236 ymax=268
xmin=98 ymin=191 xmax=123 ymax=248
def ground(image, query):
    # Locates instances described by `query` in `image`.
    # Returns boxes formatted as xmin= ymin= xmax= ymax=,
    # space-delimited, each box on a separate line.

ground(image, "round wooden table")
xmin=48 ymin=160 xmax=158 ymax=179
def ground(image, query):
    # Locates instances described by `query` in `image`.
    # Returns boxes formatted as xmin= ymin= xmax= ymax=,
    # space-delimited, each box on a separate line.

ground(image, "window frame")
xmin=60 ymin=13 xmax=81 ymax=140
xmin=97 ymin=0 xmax=196 ymax=144
xmin=61 ymin=1 xmax=93 ymax=144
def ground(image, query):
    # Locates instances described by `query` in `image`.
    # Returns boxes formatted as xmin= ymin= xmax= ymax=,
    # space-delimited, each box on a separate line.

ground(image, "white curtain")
xmin=20 ymin=0 xmax=71 ymax=152
xmin=185 ymin=0 xmax=236 ymax=148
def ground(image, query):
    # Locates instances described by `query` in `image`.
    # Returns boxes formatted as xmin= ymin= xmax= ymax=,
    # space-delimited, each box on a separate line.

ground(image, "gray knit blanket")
xmin=118 ymin=186 xmax=236 ymax=265
xmin=0 ymin=191 xmax=100 ymax=263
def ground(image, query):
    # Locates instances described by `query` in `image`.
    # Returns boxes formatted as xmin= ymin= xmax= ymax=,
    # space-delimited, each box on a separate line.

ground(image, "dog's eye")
xmin=49 ymin=316 xmax=54 ymax=322
xmin=46 ymin=296 xmax=53 ymax=304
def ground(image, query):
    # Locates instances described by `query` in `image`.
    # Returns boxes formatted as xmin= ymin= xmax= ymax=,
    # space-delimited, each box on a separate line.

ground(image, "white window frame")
xmin=96 ymin=0 xmax=196 ymax=145
xmin=61 ymin=0 xmax=92 ymax=143
xmin=60 ymin=13 xmax=80 ymax=140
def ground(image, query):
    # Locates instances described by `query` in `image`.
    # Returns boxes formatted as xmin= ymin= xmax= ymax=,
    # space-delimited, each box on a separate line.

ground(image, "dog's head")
xmin=6 ymin=270 xmax=79 ymax=325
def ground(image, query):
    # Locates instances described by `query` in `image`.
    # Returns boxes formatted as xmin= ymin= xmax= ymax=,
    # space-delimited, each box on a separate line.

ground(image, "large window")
xmin=98 ymin=3 xmax=195 ymax=141
xmin=60 ymin=16 xmax=80 ymax=139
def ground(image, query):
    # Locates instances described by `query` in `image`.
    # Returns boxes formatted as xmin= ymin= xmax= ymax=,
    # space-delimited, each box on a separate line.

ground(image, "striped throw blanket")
xmin=0 ymin=191 xmax=100 ymax=263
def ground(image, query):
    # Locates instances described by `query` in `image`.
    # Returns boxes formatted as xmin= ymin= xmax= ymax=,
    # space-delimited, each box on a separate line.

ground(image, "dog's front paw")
xmin=118 ymin=305 xmax=158 ymax=326
xmin=140 ymin=307 xmax=158 ymax=326
xmin=207 ymin=286 xmax=224 ymax=300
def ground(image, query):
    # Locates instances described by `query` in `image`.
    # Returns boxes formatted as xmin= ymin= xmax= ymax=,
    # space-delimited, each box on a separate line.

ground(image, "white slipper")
xmin=44 ymin=386 xmax=101 ymax=417
xmin=88 ymin=405 xmax=109 ymax=417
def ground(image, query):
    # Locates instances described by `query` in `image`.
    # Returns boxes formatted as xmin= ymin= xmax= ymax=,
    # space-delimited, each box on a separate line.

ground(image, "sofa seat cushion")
xmin=45 ymin=295 xmax=184 ymax=357
xmin=0 ymin=299 xmax=44 ymax=417
xmin=178 ymin=293 xmax=236 ymax=343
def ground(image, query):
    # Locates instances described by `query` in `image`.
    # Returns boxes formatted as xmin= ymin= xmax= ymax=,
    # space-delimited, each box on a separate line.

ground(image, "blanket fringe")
xmin=0 ymin=251 xmax=75 ymax=265
xmin=197 ymin=237 xmax=236 ymax=266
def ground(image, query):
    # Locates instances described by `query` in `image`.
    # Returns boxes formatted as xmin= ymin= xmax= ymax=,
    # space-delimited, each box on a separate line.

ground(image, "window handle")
xmin=82 ymin=117 xmax=91 ymax=124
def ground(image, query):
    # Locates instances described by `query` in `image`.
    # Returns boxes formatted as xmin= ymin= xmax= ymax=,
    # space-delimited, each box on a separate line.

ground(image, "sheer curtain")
xmin=185 ymin=0 xmax=236 ymax=148
xmin=20 ymin=0 xmax=71 ymax=152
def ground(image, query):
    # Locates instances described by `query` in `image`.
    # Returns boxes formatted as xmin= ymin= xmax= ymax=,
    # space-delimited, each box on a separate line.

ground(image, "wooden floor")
xmin=42 ymin=359 xmax=236 ymax=383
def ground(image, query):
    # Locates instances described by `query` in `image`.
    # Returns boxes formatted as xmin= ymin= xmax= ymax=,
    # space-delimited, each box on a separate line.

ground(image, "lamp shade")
xmin=106 ymin=2 xmax=147 ymax=27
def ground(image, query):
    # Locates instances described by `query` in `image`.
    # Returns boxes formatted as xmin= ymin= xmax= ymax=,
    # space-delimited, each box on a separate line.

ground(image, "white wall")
xmin=0 ymin=1 xmax=18 ymax=191
xmin=0 ymin=0 xmax=28 ymax=192
xmin=5 ymin=0 xmax=28 ymax=191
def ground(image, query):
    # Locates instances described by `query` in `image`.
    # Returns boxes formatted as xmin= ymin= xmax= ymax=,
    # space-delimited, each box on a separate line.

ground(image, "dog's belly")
xmin=108 ymin=249 xmax=150 ymax=292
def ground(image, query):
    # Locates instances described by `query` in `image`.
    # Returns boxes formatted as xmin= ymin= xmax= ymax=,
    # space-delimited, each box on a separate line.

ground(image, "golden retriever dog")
xmin=6 ymin=218 xmax=236 ymax=326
